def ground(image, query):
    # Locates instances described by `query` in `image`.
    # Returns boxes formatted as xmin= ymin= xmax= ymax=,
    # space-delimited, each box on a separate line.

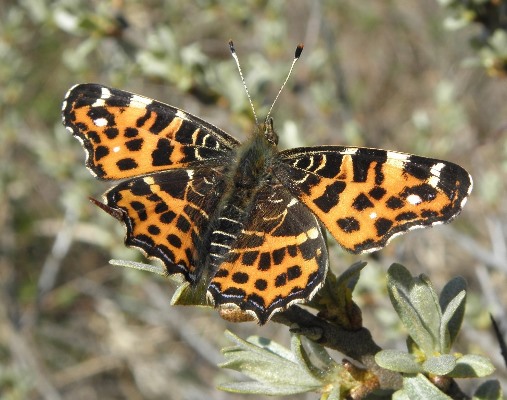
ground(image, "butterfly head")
xmin=260 ymin=117 xmax=278 ymax=146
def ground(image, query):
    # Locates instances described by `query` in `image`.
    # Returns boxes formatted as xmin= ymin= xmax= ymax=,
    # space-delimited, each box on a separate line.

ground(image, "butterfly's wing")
xmin=275 ymin=146 xmax=472 ymax=254
xmin=207 ymin=181 xmax=328 ymax=324
xmin=104 ymin=167 xmax=226 ymax=283
xmin=63 ymin=83 xmax=239 ymax=180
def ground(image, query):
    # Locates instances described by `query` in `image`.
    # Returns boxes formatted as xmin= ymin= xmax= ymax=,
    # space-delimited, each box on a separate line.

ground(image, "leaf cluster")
xmin=216 ymin=263 xmax=500 ymax=399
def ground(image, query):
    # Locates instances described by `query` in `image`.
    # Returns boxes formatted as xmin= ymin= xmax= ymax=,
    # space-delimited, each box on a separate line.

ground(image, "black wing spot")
xmin=126 ymin=138 xmax=144 ymax=151
xmin=386 ymin=196 xmax=404 ymax=210
xmin=130 ymin=201 xmax=147 ymax=221
xmin=313 ymin=181 xmax=346 ymax=213
xmin=395 ymin=211 xmax=418 ymax=221
xmin=104 ymin=127 xmax=119 ymax=139
xmin=258 ymin=252 xmax=271 ymax=271
xmin=124 ymin=127 xmax=139 ymax=137
xmin=95 ymin=145 xmax=109 ymax=161
xmin=272 ymin=248 xmax=285 ymax=265
xmin=287 ymin=265 xmax=302 ymax=280
xmin=152 ymin=138 xmax=174 ymax=166
xmin=215 ymin=268 xmax=229 ymax=278
xmin=167 ymin=234 xmax=182 ymax=248
xmin=148 ymin=224 xmax=161 ymax=235
xmin=254 ymin=279 xmax=268 ymax=291
xmin=369 ymin=186 xmax=386 ymax=200
xmin=116 ymin=158 xmax=138 ymax=171
xmin=337 ymin=217 xmax=360 ymax=233
xmin=176 ymin=216 xmax=191 ymax=233
xmin=232 ymin=272 xmax=249 ymax=284
xmin=352 ymin=193 xmax=374 ymax=211
xmin=375 ymin=217 xmax=393 ymax=236
xmin=275 ymin=273 xmax=288 ymax=288
xmin=242 ymin=251 xmax=259 ymax=266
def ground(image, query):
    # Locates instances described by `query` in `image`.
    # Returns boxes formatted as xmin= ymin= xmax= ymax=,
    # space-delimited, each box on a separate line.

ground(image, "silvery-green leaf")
xmin=421 ymin=354 xmax=456 ymax=375
xmin=305 ymin=337 xmax=335 ymax=368
xmin=218 ymin=381 xmax=319 ymax=396
xmin=402 ymin=374 xmax=452 ymax=400
xmin=291 ymin=334 xmax=327 ymax=380
xmin=439 ymin=277 xmax=467 ymax=348
xmin=439 ymin=290 xmax=465 ymax=353
xmin=393 ymin=389 xmax=410 ymax=400
xmin=375 ymin=349 xmax=422 ymax=373
xmin=219 ymin=331 xmax=323 ymax=395
xmin=448 ymin=354 xmax=495 ymax=378
xmin=472 ymin=379 xmax=502 ymax=400
xmin=387 ymin=264 xmax=440 ymax=354
xmin=247 ymin=335 xmax=297 ymax=362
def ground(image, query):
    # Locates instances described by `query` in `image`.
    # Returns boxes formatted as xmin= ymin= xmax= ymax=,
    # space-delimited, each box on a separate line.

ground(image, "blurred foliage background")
xmin=1 ymin=0 xmax=507 ymax=399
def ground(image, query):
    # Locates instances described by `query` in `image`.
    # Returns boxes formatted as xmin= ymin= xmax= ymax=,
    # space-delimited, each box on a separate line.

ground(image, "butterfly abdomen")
xmin=201 ymin=128 xmax=278 ymax=281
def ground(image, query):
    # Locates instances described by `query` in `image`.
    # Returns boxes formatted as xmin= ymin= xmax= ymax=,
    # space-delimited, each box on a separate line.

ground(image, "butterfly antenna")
xmin=229 ymin=40 xmax=258 ymax=125
xmin=265 ymin=43 xmax=304 ymax=122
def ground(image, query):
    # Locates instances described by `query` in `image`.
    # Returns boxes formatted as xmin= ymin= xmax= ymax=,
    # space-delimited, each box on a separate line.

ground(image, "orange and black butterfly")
xmin=63 ymin=65 xmax=471 ymax=324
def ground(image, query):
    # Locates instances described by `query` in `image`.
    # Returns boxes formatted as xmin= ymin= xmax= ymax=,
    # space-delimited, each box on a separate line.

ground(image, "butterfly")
xmin=62 ymin=75 xmax=472 ymax=324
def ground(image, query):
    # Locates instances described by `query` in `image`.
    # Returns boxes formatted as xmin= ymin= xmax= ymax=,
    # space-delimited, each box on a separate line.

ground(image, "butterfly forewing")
xmin=63 ymin=84 xmax=239 ymax=180
xmin=208 ymin=182 xmax=328 ymax=324
xmin=275 ymin=146 xmax=472 ymax=253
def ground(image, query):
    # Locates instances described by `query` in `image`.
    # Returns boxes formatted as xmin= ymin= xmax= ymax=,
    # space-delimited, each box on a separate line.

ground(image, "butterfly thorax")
xmin=231 ymin=122 xmax=277 ymax=191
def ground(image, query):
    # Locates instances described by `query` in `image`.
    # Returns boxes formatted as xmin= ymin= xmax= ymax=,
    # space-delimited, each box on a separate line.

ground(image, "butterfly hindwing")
xmin=275 ymin=146 xmax=472 ymax=254
xmin=104 ymin=167 xmax=226 ymax=282
xmin=208 ymin=182 xmax=328 ymax=324
xmin=62 ymin=84 xmax=239 ymax=180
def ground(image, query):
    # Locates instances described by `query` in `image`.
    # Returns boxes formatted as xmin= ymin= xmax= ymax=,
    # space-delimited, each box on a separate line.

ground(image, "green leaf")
xmin=473 ymin=380 xmax=502 ymax=400
xmin=421 ymin=354 xmax=456 ymax=375
xmin=218 ymin=381 xmax=318 ymax=396
xmin=448 ymin=354 xmax=496 ymax=378
xmin=335 ymin=260 xmax=367 ymax=291
xmin=415 ymin=274 xmax=442 ymax=349
xmin=392 ymin=389 xmax=410 ymax=400
xmin=375 ymin=349 xmax=422 ymax=373
xmin=311 ymin=261 xmax=367 ymax=329
xmin=218 ymin=331 xmax=323 ymax=396
xmin=304 ymin=337 xmax=336 ymax=369
xmin=387 ymin=264 xmax=440 ymax=354
xmin=291 ymin=334 xmax=336 ymax=381
xmin=439 ymin=277 xmax=467 ymax=348
xmin=247 ymin=335 xmax=297 ymax=361
xmin=170 ymin=278 xmax=208 ymax=306
xmin=401 ymin=374 xmax=452 ymax=400
xmin=439 ymin=290 xmax=465 ymax=353
xmin=109 ymin=259 xmax=165 ymax=275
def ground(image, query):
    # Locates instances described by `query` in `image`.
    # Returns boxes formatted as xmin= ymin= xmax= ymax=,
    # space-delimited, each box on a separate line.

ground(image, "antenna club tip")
xmin=295 ymin=44 xmax=304 ymax=58
xmin=229 ymin=40 xmax=235 ymax=52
